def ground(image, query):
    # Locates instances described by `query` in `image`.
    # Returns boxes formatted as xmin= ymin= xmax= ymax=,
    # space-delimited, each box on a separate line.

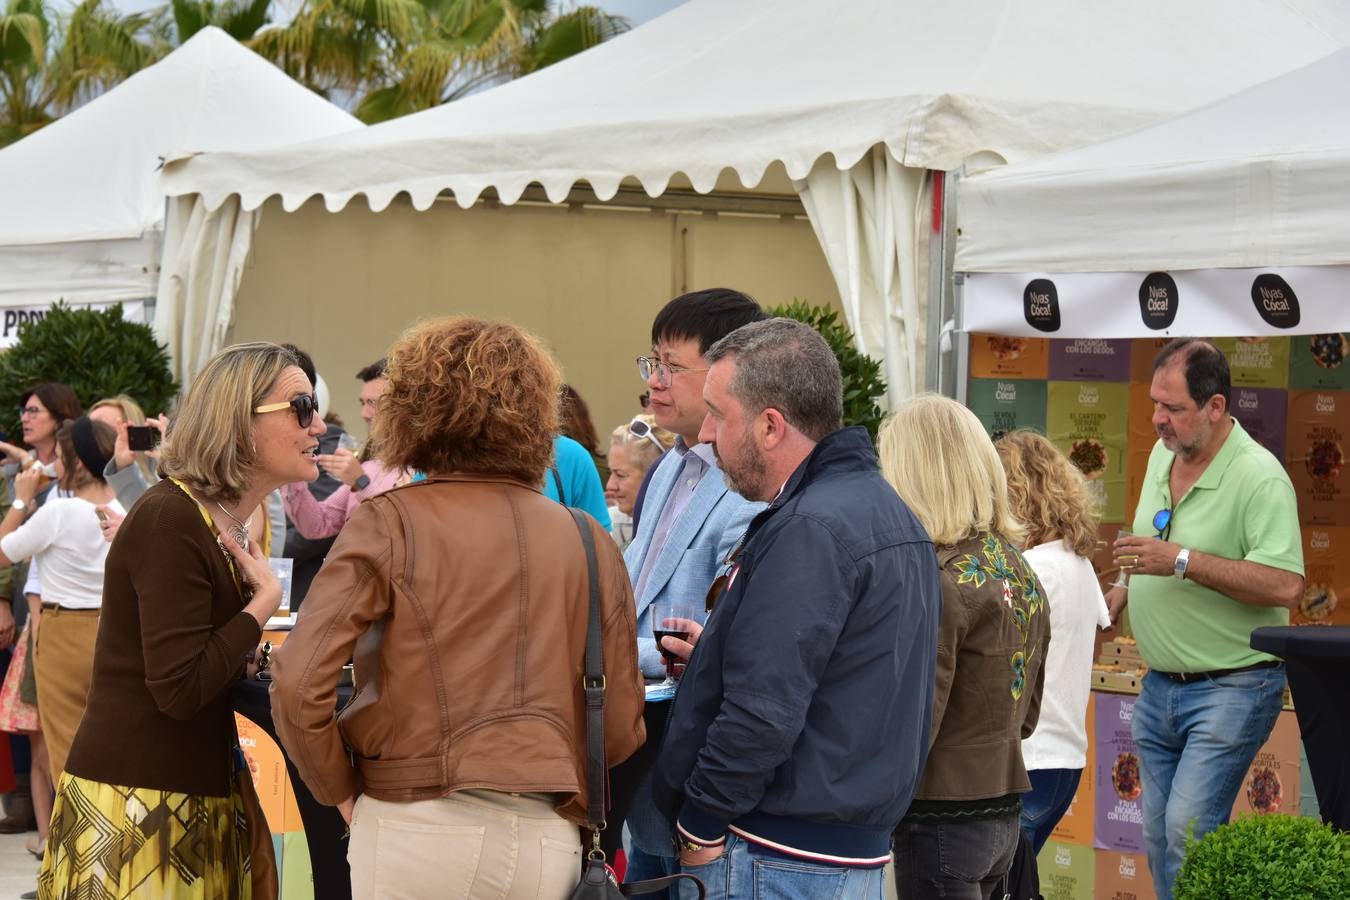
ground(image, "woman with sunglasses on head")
xmin=995 ymin=430 xmax=1112 ymax=855
xmin=39 ymin=343 xmax=324 ymax=898
xmin=605 ymin=414 xmax=675 ymax=549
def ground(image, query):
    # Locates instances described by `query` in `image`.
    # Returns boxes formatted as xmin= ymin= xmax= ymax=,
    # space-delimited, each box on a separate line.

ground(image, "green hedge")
xmin=1174 ymin=814 xmax=1350 ymax=900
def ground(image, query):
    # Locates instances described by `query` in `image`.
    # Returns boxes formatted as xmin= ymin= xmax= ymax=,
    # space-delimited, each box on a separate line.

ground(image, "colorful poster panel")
xmin=1049 ymin=381 xmax=1129 ymax=523
xmin=1125 ymin=385 xmax=1157 ymax=528
xmin=1214 ymin=337 xmax=1291 ymax=389
xmin=235 ymin=714 xmax=288 ymax=835
xmin=1285 ymin=390 xmax=1350 ymax=525
xmin=1231 ymin=387 xmax=1289 ymax=461
xmin=966 ymin=378 xmax=1047 ymax=440
xmin=1288 ymin=333 xmax=1350 ymax=391
xmin=1295 ymin=527 xmax=1350 ymax=626
xmin=1050 ymin=693 xmax=1097 ymax=847
xmin=1094 ymin=850 xmax=1157 ymax=900
xmin=1049 ymin=339 xmax=1132 ymax=382
xmin=1231 ymin=710 xmax=1301 ymax=819
xmin=969 ymin=333 xmax=1050 ymax=379
xmin=1094 ymin=693 xmax=1145 ymax=853
xmin=1037 ymin=840 xmax=1095 ymax=900
xmin=1129 ymin=338 xmax=1171 ymax=384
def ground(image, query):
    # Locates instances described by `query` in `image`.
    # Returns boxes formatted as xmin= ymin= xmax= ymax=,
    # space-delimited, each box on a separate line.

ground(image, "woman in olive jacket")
xmin=880 ymin=395 xmax=1051 ymax=900
xmin=271 ymin=318 xmax=645 ymax=900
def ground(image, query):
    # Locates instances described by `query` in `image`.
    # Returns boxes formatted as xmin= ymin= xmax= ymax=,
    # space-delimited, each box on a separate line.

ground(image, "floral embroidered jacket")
xmin=913 ymin=531 xmax=1051 ymax=803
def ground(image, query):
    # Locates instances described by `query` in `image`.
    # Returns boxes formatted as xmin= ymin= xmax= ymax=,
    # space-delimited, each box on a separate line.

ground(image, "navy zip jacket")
xmin=652 ymin=426 xmax=940 ymax=864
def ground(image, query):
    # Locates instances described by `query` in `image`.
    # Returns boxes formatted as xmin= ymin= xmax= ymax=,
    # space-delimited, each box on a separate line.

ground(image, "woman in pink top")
xmin=282 ymin=457 xmax=400 ymax=539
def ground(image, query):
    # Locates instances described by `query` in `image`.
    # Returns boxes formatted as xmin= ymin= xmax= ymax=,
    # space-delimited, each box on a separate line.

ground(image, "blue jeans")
xmin=1020 ymin=767 xmax=1083 ymax=853
xmin=677 ymin=834 xmax=884 ymax=900
xmin=892 ymin=812 xmax=1020 ymax=899
xmin=626 ymin=842 xmax=678 ymax=900
xmin=1132 ymin=666 xmax=1284 ymax=900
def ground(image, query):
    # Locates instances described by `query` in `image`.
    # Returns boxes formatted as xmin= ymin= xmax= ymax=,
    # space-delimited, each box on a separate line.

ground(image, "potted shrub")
xmin=1173 ymin=813 xmax=1350 ymax=899
xmin=769 ymin=300 xmax=886 ymax=442
xmin=0 ymin=302 xmax=177 ymax=439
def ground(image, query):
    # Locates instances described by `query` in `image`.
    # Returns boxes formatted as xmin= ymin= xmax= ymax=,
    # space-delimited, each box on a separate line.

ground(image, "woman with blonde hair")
xmin=996 ymin=429 xmax=1111 ymax=853
xmin=271 ymin=317 xmax=645 ymax=900
xmin=89 ymin=394 xmax=166 ymax=509
xmin=879 ymin=395 xmax=1050 ymax=899
xmin=40 ymin=342 xmax=324 ymax=897
xmin=605 ymin=414 xmax=675 ymax=549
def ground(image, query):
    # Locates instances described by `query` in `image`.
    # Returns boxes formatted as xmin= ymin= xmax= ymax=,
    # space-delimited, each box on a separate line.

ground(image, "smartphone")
xmin=126 ymin=425 xmax=157 ymax=451
xmin=95 ymin=508 xmax=110 ymax=525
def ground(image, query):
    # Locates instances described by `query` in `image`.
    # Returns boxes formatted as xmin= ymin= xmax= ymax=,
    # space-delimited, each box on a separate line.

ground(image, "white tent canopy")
xmin=0 ymin=26 xmax=359 ymax=314
xmin=957 ymin=47 xmax=1350 ymax=338
xmin=158 ymin=0 xmax=1350 ymax=396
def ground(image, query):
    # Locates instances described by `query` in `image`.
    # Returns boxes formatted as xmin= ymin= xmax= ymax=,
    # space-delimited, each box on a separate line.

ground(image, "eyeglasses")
xmin=1153 ymin=507 xmax=1173 ymax=541
xmin=637 ymin=356 xmax=709 ymax=389
xmin=255 ymin=394 xmax=318 ymax=429
xmin=628 ymin=418 xmax=666 ymax=454
xmin=18 ymin=406 xmax=43 ymax=418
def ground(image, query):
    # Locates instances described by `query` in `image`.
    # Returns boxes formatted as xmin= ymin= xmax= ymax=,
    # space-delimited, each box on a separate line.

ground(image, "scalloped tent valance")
xmin=159 ymin=0 xmax=1350 ymax=216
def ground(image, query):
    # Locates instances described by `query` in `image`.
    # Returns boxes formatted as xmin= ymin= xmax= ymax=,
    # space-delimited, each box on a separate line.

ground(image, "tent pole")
xmin=926 ymin=169 xmax=961 ymax=397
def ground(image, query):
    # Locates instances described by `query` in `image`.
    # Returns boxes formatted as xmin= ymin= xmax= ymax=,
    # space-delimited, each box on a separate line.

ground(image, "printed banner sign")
xmin=1285 ymin=391 xmax=1349 ymax=525
xmin=967 ymin=378 xmax=1047 ymax=439
xmin=1232 ymin=710 xmax=1301 ymax=819
xmin=0 ymin=299 xmax=148 ymax=349
xmin=963 ymin=267 xmax=1350 ymax=338
xmin=1048 ymin=381 xmax=1128 ymax=523
xmin=1094 ymin=693 xmax=1145 ymax=853
xmin=1037 ymin=840 xmax=1095 ymax=900
xmin=1093 ymin=850 xmax=1157 ymax=900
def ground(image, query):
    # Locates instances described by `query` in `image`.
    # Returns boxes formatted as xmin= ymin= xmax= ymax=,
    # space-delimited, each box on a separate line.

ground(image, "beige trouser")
xmin=348 ymin=789 xmax=582 ymax=900
xmin=33 ymin=606 xmax=98 ymax=779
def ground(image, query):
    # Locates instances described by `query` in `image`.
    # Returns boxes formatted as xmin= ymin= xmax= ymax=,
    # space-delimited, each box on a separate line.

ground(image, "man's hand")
xmin=1105 ymin=585 xmax=1128 ymax=628
xmin=1114 ymin=533 xmax=1182 ymax=579
xmin=316 ymin=449 xmax=364 ymax=489
xmin=679 ymin=842 xmax=724 ymax=868
xmin=658 ymin=617 xmax=704 ymax=662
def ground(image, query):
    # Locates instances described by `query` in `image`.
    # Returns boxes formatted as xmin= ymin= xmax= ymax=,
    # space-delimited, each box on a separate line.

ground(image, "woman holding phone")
xmin=39 ymin=342 xmax=325 ymax=898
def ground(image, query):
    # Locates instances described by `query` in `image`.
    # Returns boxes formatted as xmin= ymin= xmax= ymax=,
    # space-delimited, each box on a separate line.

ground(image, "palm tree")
xmin=164 ymin=0 xmax=273 ymax=43
xmin=0 ymin=0 xmax=162 ymax=146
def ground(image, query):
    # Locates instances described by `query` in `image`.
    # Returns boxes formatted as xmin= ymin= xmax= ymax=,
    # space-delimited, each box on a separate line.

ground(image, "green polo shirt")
xmin=1129 ymin=419 xmax=1302 ymax=673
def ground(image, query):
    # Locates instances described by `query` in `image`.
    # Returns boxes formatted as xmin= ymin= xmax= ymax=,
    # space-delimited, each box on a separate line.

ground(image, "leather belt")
xmin=39 ymin=602 xmax=96 ymax=613
xmin=357 ymin=755 xmax=444 ymax=792
xmin=1153 ymin=660 xmax=1282 ymax=684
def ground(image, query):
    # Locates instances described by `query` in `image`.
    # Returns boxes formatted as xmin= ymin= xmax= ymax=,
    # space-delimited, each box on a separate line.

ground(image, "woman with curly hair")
xmin=996 ymin=429 xmax=1111 ymax=852
xmin=879 ymin=396 xmax=1050 ymax=899
xmin=270 ymin=317 xmax=646 ymax=900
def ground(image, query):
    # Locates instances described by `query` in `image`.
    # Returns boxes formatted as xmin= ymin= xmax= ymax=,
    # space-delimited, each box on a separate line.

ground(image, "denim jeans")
xmin=1132 ymin=666 xmax=1285 ymax=900
xmin=1020 ymin=768 xmax=1083 ymax=853
xmin=892 ymin=812 xmax=1019 ymax=899
xmin=626 ymin=842 xmax=678 ymax=900
xmin=677 ymin=834 xmax=885 ymax=900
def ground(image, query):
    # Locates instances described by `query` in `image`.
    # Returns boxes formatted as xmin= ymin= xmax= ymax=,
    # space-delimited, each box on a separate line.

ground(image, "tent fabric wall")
xmin=796 ymin=151 xmax=928 ymax=401
xmin=154 ymin=196 xmax=259 ymax=392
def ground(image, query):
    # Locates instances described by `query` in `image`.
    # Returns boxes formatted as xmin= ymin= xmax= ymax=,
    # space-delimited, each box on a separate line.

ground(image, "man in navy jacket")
xmin=653 ymin=318 xmax=940 ymax=899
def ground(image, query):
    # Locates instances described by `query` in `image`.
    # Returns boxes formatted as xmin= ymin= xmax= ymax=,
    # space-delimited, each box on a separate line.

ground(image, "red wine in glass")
xmin=653 ymin=628 xmax=691 ymax=677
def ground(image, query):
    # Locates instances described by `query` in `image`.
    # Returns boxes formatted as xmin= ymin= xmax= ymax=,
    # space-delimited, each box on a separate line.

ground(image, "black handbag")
xmin=566 ymin=509 xmax=705 ymax=900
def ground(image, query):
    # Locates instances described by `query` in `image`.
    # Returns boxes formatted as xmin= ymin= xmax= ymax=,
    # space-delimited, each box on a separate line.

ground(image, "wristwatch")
xmin=11 ymin=498 xmax=25 ymax=513
xmin=353 ymin=474 xmax=371 ymax=492
xmin=1173 ymin=548 xmax=1191 ymax=580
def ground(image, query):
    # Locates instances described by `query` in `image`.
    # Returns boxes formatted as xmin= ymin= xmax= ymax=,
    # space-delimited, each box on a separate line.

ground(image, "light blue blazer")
xmin=624 ymin=448 xmax=764 ymax=678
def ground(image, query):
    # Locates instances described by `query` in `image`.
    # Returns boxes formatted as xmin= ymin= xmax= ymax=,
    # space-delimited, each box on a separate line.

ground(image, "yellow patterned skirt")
xmin=38 ymin=772 xmax=252 ymax=899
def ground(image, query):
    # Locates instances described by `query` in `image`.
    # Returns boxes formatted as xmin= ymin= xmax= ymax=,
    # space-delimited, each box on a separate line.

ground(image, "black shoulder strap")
xmin=569 ymin=509 xmax=605 ymax=834
xmin=553 ymin=463 xmax=568 ymax=507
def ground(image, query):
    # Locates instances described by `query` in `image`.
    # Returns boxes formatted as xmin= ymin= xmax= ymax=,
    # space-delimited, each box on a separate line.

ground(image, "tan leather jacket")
xmin=270 ymin=474 xmax=646 ymax=824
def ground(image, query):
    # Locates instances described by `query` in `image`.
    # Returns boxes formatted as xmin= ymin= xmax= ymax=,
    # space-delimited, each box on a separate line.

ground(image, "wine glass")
xmin=336 ymin=432 xmax=361 ymax=454
xmin=1111 ymin=529 xmax=1135 ymax=590
xmin=651 ymin=598 xmax=706 ymax=688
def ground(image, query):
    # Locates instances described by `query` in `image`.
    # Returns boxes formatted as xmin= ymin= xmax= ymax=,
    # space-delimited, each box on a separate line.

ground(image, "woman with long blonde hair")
xmin=996 ymin=429 xmax=1111 ymax=852
xmin=879 ymin=395 xmax=1050 ymax=899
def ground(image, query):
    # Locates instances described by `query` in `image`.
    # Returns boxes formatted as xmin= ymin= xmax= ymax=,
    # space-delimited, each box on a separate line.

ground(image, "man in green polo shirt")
xmin=1109 ymin=339 xmax=1303 ymax=900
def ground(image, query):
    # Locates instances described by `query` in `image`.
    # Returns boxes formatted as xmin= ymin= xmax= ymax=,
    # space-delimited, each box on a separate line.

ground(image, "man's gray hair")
xmin=705 ymin=318 xmax=843 ymax=442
